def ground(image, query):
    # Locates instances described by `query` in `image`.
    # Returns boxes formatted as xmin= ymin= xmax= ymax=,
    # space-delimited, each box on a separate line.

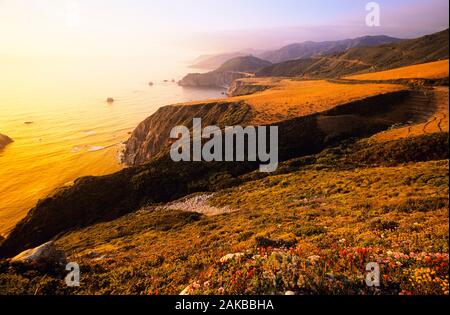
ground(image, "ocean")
xmin=0 ymin=58 xmax=223 ymax=235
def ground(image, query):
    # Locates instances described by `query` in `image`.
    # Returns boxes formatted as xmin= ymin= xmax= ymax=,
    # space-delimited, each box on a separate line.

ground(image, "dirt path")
xmin=372 ymin=86 xmax=449 ymax=142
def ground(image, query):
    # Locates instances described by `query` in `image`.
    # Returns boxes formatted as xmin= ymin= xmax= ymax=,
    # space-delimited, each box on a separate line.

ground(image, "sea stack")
xmin=0 ymin=134 xmax=13 ymax=150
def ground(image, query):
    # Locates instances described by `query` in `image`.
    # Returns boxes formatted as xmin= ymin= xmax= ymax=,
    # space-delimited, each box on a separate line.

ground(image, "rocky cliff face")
xmin=227 ymin=79 xmax=273 ymax=97
xmin=122 ymin=101 xmax=253 ymax=165
xmin=178 ymin=71 xmax=251 ymax=88
xmin=0 ymin=134 xmax=13 ymax=150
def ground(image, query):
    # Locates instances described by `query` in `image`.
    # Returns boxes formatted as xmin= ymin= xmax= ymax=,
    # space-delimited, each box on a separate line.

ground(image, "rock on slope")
xmin=0 ymin=134 xmax=13 ymax=150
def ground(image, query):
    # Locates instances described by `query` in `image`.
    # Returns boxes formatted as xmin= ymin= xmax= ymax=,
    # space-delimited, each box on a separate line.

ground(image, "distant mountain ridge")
xmin=179 ymin=56 xmax=271 ymax=88
xmin=216 ymin=56 xmax=272 ymax=72
xmin=190 ymin=35 xmax=403 ymax=69
xmin=190 ymin=52 xmax=248 ymax=70
xmin=260 ymin=35 xmax=403 ymax=63
xmin=257 ymin=29 xmax=449 ymax=78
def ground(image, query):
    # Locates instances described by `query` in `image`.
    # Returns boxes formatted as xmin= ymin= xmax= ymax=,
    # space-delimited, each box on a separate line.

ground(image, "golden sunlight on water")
xmin=0 ymin=60 xmax=224 ymax=236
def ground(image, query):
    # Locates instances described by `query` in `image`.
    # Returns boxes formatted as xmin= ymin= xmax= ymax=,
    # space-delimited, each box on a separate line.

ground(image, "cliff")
xmin=178 ymin=71 xmax=250 ymax=88
xmin=227 ymin=78 xmax=278 ymax=96
xmin=179 ymin=56 xmax=271 ymax=88
xmin=122 ymin=101 xmax=253 ymax=165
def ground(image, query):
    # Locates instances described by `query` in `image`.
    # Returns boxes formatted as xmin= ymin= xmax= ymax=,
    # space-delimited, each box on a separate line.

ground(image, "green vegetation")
xmin=256 ymin=29 xmax=449 ymax=78
xmin=1 ymin=133 xmax=447 ymax=295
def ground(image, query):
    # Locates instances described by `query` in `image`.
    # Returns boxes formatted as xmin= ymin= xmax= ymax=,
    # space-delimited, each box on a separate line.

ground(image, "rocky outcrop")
xmin=10 ymin=241 xmax=66 ymax=266
xmin=179 ymin=56 xmax=270 ymax=88
xmin=0 ymin=133 xmax=13 ymax=150
xmin=227 ymin=79 xmax=273 ymax=97
xmin=178 ymin=71 xmax=251 ymax=88
xmin=122 ymin=101 xmax=253 ymax=165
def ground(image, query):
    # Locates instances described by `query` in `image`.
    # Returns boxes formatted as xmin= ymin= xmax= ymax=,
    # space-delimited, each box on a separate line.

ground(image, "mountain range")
xmin=256 ymin=29 xmax=449 ymax=78
xmin=190 ymin=35 xmax=403 ymax=69
xmin=259 ymin=35 xmax=402 ymax=63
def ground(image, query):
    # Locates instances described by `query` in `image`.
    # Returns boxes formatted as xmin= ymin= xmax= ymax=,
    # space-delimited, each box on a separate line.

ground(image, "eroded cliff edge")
xmin=122 ymin=101 xmax=253 ymax=165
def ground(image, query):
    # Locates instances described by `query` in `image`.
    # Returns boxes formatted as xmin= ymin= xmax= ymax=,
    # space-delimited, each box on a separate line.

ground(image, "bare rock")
xmin=10 ymin=241 xmax=66 ymax=266
xmin=219 ymin=252 xmax=244 ymax=263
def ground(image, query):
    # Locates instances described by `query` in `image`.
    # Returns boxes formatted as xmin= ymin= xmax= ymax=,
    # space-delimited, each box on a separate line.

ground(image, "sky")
xmin=0 ymin=0 xmax=448 ymax=62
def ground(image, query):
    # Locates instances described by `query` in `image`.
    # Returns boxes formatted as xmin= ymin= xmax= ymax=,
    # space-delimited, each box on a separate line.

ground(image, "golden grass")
xmin=51 ymin=159 xmax=447 ymax=295
xmin=345 ymin=60 xmax=449 ymax=81
xmin=181 ymin=79 xmax=405 ymax=124
xmin=239 ymin=80 xmax=405 ymax=124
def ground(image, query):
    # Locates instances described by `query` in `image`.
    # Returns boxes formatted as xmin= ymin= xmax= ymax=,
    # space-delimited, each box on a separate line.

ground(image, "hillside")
xmin=177 ymin=71 xmax=249 ymax=89
xmin=345 ymin=59 xmax=449 ymax=81
xmin=1 ymin=132 xmax=448 ymax=295
xmin=125 ymin=80 xmax=406 ymax=165
xmin=0 ymin=52 xmax=448 ymax=296
xmin=216 ymin=56 xmax=272 ymax=73
xmin=260 ymin=35 xmax=402 ymax=63
xmin=1 ymin=72 xmax=444 ymax=258
xmin=191 ymin=35 xmax=402 ymax=70
xmin=190 ymin=51 xmax=263 ymax=70
xmin=179 ymin=56 xmax=271 ymax=88
xmin=257 ymin=29 xmax=449 ymax=78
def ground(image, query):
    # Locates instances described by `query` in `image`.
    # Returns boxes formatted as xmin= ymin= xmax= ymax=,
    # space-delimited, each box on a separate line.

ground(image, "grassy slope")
xmin=256 ymin=29 xmax=449 ymax=79
xmin=183 ymin=80 xmax=405 ymax=124
xmin=1 ymin=133 xmax=448 ymax=295
xmin=345 ymin=60 xmax=449 ymax=81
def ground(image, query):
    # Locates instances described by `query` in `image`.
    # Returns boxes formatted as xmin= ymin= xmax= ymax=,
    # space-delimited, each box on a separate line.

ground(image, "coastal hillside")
xmin=0 ymin=35 xmax=448 ymax=295
xmin=191 ymin=35 xmax=401 ymax=69
xmin=260 ymin=35 xmax=402 ymax=63
xmin=1 ymin=131 xmax=448 ymax=294
xmin=190 ymin=52 xmax=256 ymax=70
xmin=178 ymin=56 xmax=271 ymax=88
xmin=1 ymin=0 xmax=448 ymax=299
xmin=124 ymin=80 xmax=406 ymax=165
xmin=215 ymin=56 xmax=272 ymax=73
xmin=2 ymin=64 xmax=447 ymax=257
xmin=256 ymin=29 xmax=449 ymax=78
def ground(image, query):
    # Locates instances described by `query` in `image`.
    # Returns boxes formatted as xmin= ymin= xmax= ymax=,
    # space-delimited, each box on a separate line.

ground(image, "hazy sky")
xmin=0 ymin=0 xmax=448 ymax=61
